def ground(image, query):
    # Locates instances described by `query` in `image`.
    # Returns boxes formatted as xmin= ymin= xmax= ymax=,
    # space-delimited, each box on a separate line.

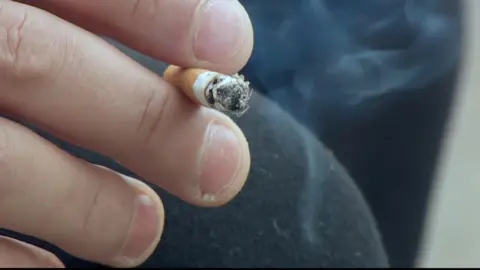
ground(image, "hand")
xmin=0 ymin=0 xmax=253 ymax=267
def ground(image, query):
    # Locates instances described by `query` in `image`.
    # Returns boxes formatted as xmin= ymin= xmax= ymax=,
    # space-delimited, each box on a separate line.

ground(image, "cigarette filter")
xmin=163 ymin=65 xmax=253 ymax=116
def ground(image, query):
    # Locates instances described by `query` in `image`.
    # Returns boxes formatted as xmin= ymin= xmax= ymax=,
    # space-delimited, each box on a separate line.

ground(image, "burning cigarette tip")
xmin=164 ymin=65 xmax=253 ymax=117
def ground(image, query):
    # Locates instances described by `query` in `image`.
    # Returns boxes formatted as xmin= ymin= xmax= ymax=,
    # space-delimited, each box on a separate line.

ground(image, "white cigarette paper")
xmin=163 ymin=66 xmax=253 ymax=116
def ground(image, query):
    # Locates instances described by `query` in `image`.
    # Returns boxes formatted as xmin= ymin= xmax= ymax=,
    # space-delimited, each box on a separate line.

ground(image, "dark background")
xmin=239 ymin=0 xmax=462 ymax=267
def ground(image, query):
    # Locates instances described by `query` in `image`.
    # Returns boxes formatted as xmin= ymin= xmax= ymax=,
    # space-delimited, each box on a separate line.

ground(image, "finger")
xmin=24 ymin=0 xmax=254 ymax=75
xmin=0 ymin=236 xmax=64 ymax=268
xmin=0 ymin=1 xmax=251 ymax=206
xmin=0 ymin=119 xmax=164 ymax=268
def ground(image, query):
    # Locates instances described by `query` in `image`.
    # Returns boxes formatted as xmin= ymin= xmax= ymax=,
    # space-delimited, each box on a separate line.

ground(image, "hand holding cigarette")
xmin=0 ymin=0 xmax=253 ymax=268
xmin=164 ymin=65 xmax=253 ymax=116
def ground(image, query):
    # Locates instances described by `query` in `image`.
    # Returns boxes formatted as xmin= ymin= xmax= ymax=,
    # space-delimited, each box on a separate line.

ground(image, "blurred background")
xmin=239 ymin=0 xmax=464 ymax=267
xmin=419 ymin=0 xmax=480 ymax=267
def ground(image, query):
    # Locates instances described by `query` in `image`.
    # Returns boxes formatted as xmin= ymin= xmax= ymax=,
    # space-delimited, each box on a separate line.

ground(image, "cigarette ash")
xmin=205 ymin=74 xmax=253 ymax=117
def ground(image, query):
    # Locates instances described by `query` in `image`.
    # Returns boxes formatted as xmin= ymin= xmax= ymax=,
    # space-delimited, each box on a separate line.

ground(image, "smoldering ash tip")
xmin=204 ymin=74 xmax=253 ymax=116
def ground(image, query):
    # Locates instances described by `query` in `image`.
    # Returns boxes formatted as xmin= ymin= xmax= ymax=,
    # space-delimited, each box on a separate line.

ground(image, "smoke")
xmin=240 ymin=0 xmax=461 ymax=118
xmin=238 ymin=0 xmax=461 ymax=249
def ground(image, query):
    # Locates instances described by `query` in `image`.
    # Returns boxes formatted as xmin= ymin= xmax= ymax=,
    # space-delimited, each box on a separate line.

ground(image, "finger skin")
xmin=24 ymin=0 xmax=254 ymax=74
xmin=0 ymin=236 xmax=64 ymax=268
xmin=0 ymin=1 xmax=251 ymax=206
xmin=0 ymin=118 xmax=164 ymax=267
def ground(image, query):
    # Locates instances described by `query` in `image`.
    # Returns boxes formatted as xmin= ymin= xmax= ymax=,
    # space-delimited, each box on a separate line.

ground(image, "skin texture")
xmin=22 ymin=0 xmax=254 ymax=74
xmin=0 ymin=236 xmax=63 ymax=268
xmin=0 ymin=0 xmax=253 ymax=267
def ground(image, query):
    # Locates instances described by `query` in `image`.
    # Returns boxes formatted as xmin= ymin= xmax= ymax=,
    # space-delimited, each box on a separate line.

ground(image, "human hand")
xmin=0 ymin=0 xmax=253 ymax=267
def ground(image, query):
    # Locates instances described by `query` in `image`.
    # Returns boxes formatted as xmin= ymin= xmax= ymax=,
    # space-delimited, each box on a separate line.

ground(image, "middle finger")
xmin=0 ymin=2 xmax=251 ymax=206
xmin=25 ymin=0 xmax=254 ymax=74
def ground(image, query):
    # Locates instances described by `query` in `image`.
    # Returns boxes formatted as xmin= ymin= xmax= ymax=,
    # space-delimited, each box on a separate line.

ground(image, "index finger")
xmin=24 ymin=0 xmax=254 ymax=74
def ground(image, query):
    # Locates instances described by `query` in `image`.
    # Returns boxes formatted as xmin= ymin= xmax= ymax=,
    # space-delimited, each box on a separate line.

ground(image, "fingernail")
xmin=194 ymin=0 xmax=248 ymax=64
xmin=199 ymin=122 xmax=242 ymax=200
xmin=114 ymin=193 xmax=162 ymax=267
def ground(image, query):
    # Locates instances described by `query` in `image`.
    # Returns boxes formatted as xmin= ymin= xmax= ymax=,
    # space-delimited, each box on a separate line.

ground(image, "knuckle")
xmin=80 ymin=180 xmax=104 ymax=236
xmin=0 ymin=6 xmax=71 ymax=81
xmin=136 ymin=86 xmax=172 ymax=147
xmin=74 ymin=178 xmax=122 ymax=259
xmin=74 ymin=171 xmax=132 ymax=259
xmin=130 ymin=0 xmax=159 ymax=22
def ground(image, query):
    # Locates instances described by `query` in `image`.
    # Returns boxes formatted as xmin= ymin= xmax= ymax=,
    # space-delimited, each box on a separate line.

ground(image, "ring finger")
xmin=0 ymin=118 xmax=164 ymax=267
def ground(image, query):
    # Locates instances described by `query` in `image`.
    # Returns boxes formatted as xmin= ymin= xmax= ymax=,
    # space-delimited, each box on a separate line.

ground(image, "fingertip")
xmin=111 ymin=174 xmax=165 ymax=268
xmin=92 ymin=166 xmax=165 ymax=268
xmin=195 ymin=111 xmax=251 ymax=207
xmin=193 ymin=0 xmax=254 ymax=74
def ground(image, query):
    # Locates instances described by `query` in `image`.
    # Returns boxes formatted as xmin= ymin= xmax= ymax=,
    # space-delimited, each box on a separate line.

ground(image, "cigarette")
xmin=163 ymin=65 xmax=253 ymax=116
